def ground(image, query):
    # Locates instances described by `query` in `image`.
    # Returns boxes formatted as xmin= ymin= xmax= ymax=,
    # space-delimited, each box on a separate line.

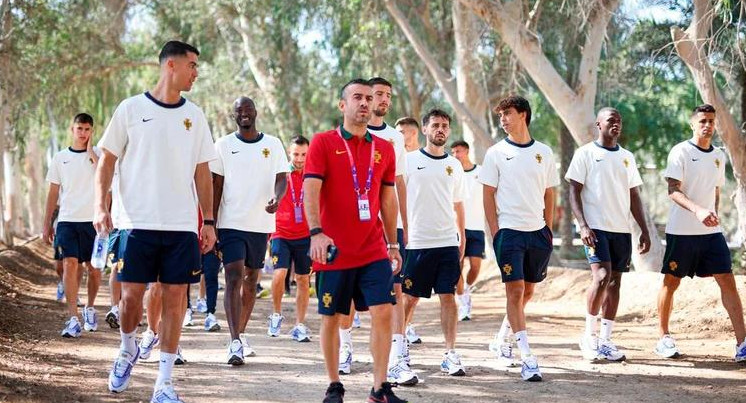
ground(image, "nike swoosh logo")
xmin=692 ymin=158 xmax=699 ymax=161
xmin=417 ymin=166 xmax=425 ymax=170
xmin=142 ymin=118 xmax=153 ymax=122
xmin=231 ymin=151 xmax=240 ymax=154
xmin=63 ymin=161 xmax=70 ymax=164
xmin=335 ymin=150 xmax=346 ymax=155
xmin=191 ymin=270 xmax=201 ymax=276
xmin=595 ymin=159 xmax=603 ymax=162
xmin=506 ymin=157 xmax=515 ymax=160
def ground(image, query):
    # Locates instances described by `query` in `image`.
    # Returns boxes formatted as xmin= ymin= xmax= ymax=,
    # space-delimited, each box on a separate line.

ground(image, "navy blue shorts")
xmin=493 ymin=226 xmax=553 ymax=283
xmin=402 ymin=246 xmax=461 ymax=298
xmin=464 ymin=229 xmax=486 ymax=258
xmin=315 ymin=259 xmax=395 ymax=316
xmin=218 ymin=229 xmax=268 ymax=269
xmin=270 ymin=237 xmax=312 ymax=275
xmin=53 ymin=229 xmax=62 ymax=261
xmin=106 ymin=228 xmax=122 ymax=268
xmin=662 ymin=233 xmax=732 ymax=278
xmin=116 ymin=229 xmax=200 ymax=284
xmin=584 ymin=229 xmax=632 ymax=272
xmin=55 ymin=221 xmax=96 ymax=263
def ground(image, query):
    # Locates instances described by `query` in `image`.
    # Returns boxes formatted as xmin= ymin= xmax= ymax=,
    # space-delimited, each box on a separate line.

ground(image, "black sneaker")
xmin=323 ymin=381 xmax=345 ymax=403
xmin=366 ymin=382 xmax=408 ymax=403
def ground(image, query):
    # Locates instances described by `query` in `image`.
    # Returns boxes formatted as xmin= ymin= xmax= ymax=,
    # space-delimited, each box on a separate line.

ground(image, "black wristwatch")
xmin=203 ymin=219 xmax=215 ymax=226
xmin=309 ymin=227 xmax=323 ymax=236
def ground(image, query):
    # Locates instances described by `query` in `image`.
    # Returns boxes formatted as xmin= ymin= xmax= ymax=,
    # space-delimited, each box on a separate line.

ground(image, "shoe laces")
xmin=113 ymin=352 xmax=134 ymax=377
xmin=230 ymin=339 xmax=242 ymax=353
xmin=523 ymin=355 xmax=538 ymax=368
xmin=446 ymin=351 xmax=462 ymax=365
xmin=155 ymin=381 xmax=178 ymax=399
xmin=661 ymin=335 xmax=676 ymax=348
xmin=600 ymin=339 xmax=618 ymax=351
xmin=500 ymin=343 xmax=513 ymax=358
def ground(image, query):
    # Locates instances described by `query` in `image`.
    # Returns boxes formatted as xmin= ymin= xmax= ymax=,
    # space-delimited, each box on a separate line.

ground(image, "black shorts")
xmin=464 ymin=229 xmax=486 ymax=258
xmin=402 ymin=246 xmax=461 ymax=298
xmin=270 ymin=237 xmax=312 ymax=275
xmin=584 ymin=229 xmax=632 ymax=272
xmin=315 ymin=259 xmax=395 ymax=316
xmin=218 ymin=229 xmax=268 ymax=269
xmin=662 ymin=233 xmax=732 ymax=278
xmin=55 ymin=221 xmax=96 ymax=263
xmin=116 ymin=229 xmax=201 ymax=284
xmin=493 ymin=226 xmax=553 ymax=283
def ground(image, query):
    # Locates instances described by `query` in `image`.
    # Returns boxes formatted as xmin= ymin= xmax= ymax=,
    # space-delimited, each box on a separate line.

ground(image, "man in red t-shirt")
xmin=304 ymin=79 xmax=406 ymax=403
xmin=269 ymin=135 xmax=313 ymax=342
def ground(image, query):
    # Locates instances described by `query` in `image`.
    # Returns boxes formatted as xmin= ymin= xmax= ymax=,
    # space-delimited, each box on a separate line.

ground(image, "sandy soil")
xmin=1 ymin=239 xmax=746 ymax=403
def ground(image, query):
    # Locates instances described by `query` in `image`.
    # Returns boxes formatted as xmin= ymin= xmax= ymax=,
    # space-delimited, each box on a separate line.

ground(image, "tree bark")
xmin=26 ymin=129 xmax=43 ymax=235
xmin=559 ymin=122 xmax=575 ymax=259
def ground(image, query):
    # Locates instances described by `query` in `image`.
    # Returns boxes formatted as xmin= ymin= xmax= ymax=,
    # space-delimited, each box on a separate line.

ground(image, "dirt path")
xmin=1 ymin=240 xmax=746 ymax=402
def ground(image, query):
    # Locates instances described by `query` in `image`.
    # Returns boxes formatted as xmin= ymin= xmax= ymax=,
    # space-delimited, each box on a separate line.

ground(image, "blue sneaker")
xmin=139 ymin=329 xmax=159 ymax=360
xmin=267 ymin=313 xmax=283 ymax=337
xmin=353 ymin=312 xmax=362 ymax=328
xmin=151 ymin=381 xmax=184 ymax=403
xmin=61 ymin=317 xmax=81 ymax=338
xmin=290 ymin=323 xmax=311 ymax=342
xmin=108 ymin=346 xmax=140 ymax=393
xmin=56 ymin=282 xmax=65 ymax=302
xmin=735 ymin=341 xmax=746 ymax=362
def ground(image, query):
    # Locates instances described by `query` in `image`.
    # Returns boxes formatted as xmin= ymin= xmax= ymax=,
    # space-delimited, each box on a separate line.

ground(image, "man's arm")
xmin=266 ymin=172 xmax=288 ymax=213
xmin=93 ymin=149 xmax=117 ymax=234
xmin=195 ymin=162 xmax=216 ymax=253
xmin=667 ymin=178 xmax=719 ymax=227
xmin=381 ymin=184 xmax=403 ymax=273
xmin=630 ymin=186 xmax=651 ymax=253
xmin=483 ymin=184 xmax=498 ymax=238
xmin=304 ymin=177 xmax=334 ymax=264
xmin=543 ymin=187 xmax=556 ymax=230
xmin=212 ymin=173 xmax=224 ymax=223
xmin=42 ymin=184 xmax=60 ymax=244
xmin=715 ymin=186 xmax=720 ymax=216
xmin=395 ymin=174 xmax=408 ymax=244
xmin=454 ymin=201 xmax=465 ymax=259
xmin=87 ymin=136 xmax=99 ymax=165
xmin=569 ymin=180 xmax=596 ymax=247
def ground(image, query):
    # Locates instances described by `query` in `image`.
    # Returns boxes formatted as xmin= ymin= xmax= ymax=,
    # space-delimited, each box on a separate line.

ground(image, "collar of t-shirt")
xmin=593 ymin=141 xmax=620 ymax=152
xmin=687 ymin=140 xmax=714 ymax=153
xmin=234 ymin=132 xmax=265 ymax=144
xmin=505 ymin=137 xmax=535 ymax=148
xmin=68 ymin=147 xmax=87 ymax=153
xmin=340 ymin=126 xmax=373 ymax=142
xmin=367 ymin=122 xmax=387 ymax=131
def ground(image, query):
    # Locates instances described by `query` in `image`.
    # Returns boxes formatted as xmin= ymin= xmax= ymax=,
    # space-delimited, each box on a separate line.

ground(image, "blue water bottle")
xmin=90 ymin=232 xmax=109 ymax=269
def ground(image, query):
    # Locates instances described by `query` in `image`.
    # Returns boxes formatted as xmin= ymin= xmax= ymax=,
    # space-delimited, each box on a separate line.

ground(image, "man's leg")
xmin=85 ymin=262 xmax=101 ymax=307
xmin=62 ymin=257 xmax=80 ymax=317
xmin=321 ymin=313 xmax=343 ymax=381
xmin=403 ymin=294 xmax=419 ymax=326
xmin=223 ymin=261 xmax=245 ymax=340
xmin=56 ymin=260 xmax=64 ymax=281
xmin=466 ymin=257 xmax=482 ymax=287
xmin=271 ymin=268 xmax=289 ymax=314
xmin=203 ymin=254 xmax=219 ymax=315
xmin=505 ymin=280 xmax=527 ymax=333
xmin=120 ymin=282 xmax=147 ymax=336
xmin=199 ymin=276 xmax=206 ymax=301
xmin=368 ymin=304 xmax=393 ymax=390
xmin=601 ymin=271 xmax=623 ymax=320
xmin=147 ymin=283 xmax=163 ymax=333
xmin=109 ymin=268 xmax=121 ymax=309
xmin=154 ymin=283 xmax=187 ymax=390
xmin=586 ymin=263 xmax=612 ymax=332
xmin=439 ymin=293 xmax=457 ymax=350
xmin=657 ymin=274 xmax=681 ymax=337
xmin=295 ymin=273 xmax=310 ymax=324
xmin=713 ymin=273 xmax=746 ymax=344
xmin=238 ymin=268 xmax=260 ymax=333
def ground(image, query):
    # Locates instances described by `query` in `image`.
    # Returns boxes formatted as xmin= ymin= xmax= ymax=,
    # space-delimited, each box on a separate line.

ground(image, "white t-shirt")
xmin=663 ymin=140 xmax=726 ymax=235
xmin=369 ymin=122 xmax=407 ymax=229
xmin=110 ymin=164 xmax=122 ymax=229
xmin=46 ymin=147 xmax=99 ymax=222
xmin=99 ymin=92 xmax=216 ymax=234
xmin=564 ymin=142 xmax=643 ymax=233
xmin=210 ymin=132 xmax=289 ymax=233
xmin=405 ymin=149 xmax=466 ymax=249
xmin=463 ymin=164 xmax=485 ymax=231
xmin=479 ymin=138 xmax=560 ymax=232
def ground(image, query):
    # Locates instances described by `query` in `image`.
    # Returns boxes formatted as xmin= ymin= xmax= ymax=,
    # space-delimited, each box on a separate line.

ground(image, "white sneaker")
xmin=352 ymin=312 xmax=362 ymax=328
xmin=497 ymin=342 xmax=517 ymax=367
xmin=520 ymin=355 xmax=542 ymax=382
xmin=82 ymin=307 xmax=98 ymax=332
xmin=108 ymin=347 xmax=139 ymax=393
xmin=579 ymin=334 xmax=599 ymax=361
xmin=151 ymin=381 xmax=185 ymax=403
xmin=458 ymin=304 xmax=471 ymax=322
xmin=56 ymin=281 xmax=65 ymax=302
xmin=440 ymin=350 xmax=466 ymax=376
xmin=267 ymin=313 xmax=283 ymax=337
xmin=174 ymin=345 xmax=186 ymax=365
xmin=598 ymin=338 xmax=626 ymax=361
xmin=105 ymin=307 xmax=120 ymax=329
xmin=405 ymin=324 xmax=422 ymax=344
xmin=139 ymin=329 xmax=159 ymax=360
xmin=204 ymin=313 xmax=221 ymax=332
xmin=61 ymin=316 xmax=82 ymax=338
xmin=387 ymin=358 xmax=419 ymax=385
xmin=655 ymin=335 xmax=681 ymax=358
xmin=195 ymin=298 xmax=208 ymax=314
xmin=339 ymin=342 xmax=352 ymax=375
xmin=735 ymin=340 xmax=746 ymax=362
xmin=290 ymin=323 xmax=311 ymax=342
xmin=240 ymin=333 xmax=256 ymax=357
xmin=227 ymin=339 xmax=244 ymax=366
xmin=182 ymin=308 xmax=194 ymax=327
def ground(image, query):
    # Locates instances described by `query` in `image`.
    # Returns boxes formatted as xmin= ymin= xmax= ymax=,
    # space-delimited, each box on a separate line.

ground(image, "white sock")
xmin=390 ymin=334 xmax=404 ymax=363
xmin=515 ymin=330 xmax=531 ymax=358
xmin=585 ymin=313 xmax=598 ymax=337
xmin=120 ymin=330 xmax=137 ymax=357
xmin=600 ymin=319 xmax=614 ymax=341
xmin=111 ymin=305 xmax=119 ymax=314
xmin=497 ymin=316 xmax=512 ymax=340
xmin=155 ymin=352 xmax=176 ymax=388
xmin=339 ymin=327 xmax=352 ymax=349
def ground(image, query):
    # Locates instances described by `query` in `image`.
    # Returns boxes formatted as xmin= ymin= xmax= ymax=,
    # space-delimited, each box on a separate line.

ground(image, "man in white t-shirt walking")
xmin=402 ymin=109 xmax=467 ymax=377
xmin=450 ymin=140 xmax=485 ymax=322
xmin=479 ymin=96 xmax=559 ymax=382
xmin=211 ymin=96 xmax=288 ymax=365
xmin=95 ymin=41 xmax=217 ymax=403
xmin=655 ymin=104 xmax=746 ymax=362
xmin=565 ymin=107 xmax=651 ymax=362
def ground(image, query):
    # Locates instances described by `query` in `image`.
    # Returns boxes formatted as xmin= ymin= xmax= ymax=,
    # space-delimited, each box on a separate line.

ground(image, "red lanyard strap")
xmin=337 ymin=127 xmax=375 ymax=196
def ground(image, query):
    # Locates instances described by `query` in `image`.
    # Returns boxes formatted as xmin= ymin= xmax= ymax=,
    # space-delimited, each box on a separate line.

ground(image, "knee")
xmin=295 ymin=274 xmax=309 ymax=287
xmin=505 ymin=283 xmax=525 ymax=302
xmin=661 ymin=275 xmax=681 ymax=292
xmin=592 ymin=268 xmax=611 ymax=288
xmin=243 ymin=269 xmax=259 ymax=284
xmin=224 ymin=266 xmax=243 ymax=285
xmin=523 ymin=287 xmax=534 ymax=302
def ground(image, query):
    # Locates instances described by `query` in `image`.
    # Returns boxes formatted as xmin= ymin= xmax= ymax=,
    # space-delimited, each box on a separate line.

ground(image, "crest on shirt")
xmin=183 ymin=118 xmax=192 ymax=131
xmin=374 ymin=150 xmax=382 ymax=164
xmin=262 ymin=148 xmax=270 ymax=158
xmin=715 ymin=158 xmax=721 ymax=168
xmin=404 ymin=278 xmax=413 ymax=290
xmin=322 ymin=292 xmax=333 ymax=308
xmin=446 ymin=166 xmax=453 ymax=176
xmin=623 ymin=158 xmax=629 ymax=168
xmin=502 ymin=263 xmax=513 ymax=276
xmin=668 ymin=261 xmax=678 ymax=272
xmin=535 ymin=154 xmax=543 ymax=164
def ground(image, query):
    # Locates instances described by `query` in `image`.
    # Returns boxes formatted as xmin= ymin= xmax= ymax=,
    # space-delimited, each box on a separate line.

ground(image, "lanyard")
xmin=337 ymin=127 xmax=375 ymax=197
xmin=287 ymin=170 xmax=303 ymax=206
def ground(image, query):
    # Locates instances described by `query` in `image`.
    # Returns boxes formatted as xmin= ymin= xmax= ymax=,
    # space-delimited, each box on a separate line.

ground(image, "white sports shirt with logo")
xmin=479 ymin=138 xmax=560 ymax=232
xmin=368 ymin=122 xmax=407 ymax=229
xmin=99 ymin=92 xmax=216 ymax=234
xmin=405 ymin=149 xmax=466 ymax=249
xmin=46 ymin=147 xmax=100 ymax=222
xmin=663 ymin=140 xmax=726 ymax=235
xmin=564 ymin=142 xmax=643 ymax=233
xmin=210 ymin=132 xmax=289 ymax=233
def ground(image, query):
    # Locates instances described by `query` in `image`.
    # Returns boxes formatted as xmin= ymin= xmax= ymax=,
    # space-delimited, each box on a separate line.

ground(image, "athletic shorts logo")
xmin=217 ymin=250 xmax=223 ymax=261
xmin=272 ymin=255 xmax=279 ymax=265
xmin=322 ymin=292 xmax=333 ymax=308
xmin=335 ymin=150 xmax=347 ymax=155
xmin=446 ymin=166 xmax=453 ymax=176
xmin=623 ymin=158 xmax=629 ymax=168
xmin=588 ymin=247 xmax=596 ymax=256
xmin=535 ymin=154 xmax=543 ymax=164
xmin=404 ymin=278 xmax=413 ymax=290
xmin=390 ymin=289 xmax=396 ymax=296
xmin=191 ymin=269 xmax=202 ymax=276
xmin=262 ymin=148 xmax=270 ymax=158
xmin=668 ymin=261 xmax=678 ymax=272
xmin=502 ymin=263 xmax=513 ymax=276
xmin=117 ymin=259 xmax=124 ymax=273
xmin=715 ymin=158 xmax=721 ymax=168
xmin=183 ymin=118 xmax=192 ymax=131
xmin=374 ymin=150 xmax=382 ymax=164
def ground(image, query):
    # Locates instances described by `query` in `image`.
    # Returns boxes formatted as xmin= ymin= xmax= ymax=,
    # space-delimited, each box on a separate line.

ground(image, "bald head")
xmin=234 ymin=96 xmax=255 ymax=110
xmin=595 ymin=107 xmax=622 ymax=144
xmin=596 ymin=107 xmax=619 ymax=122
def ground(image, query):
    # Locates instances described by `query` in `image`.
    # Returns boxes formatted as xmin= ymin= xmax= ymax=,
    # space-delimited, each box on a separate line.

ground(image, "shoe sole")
xmin=409 ymin=339 xmax=422 ymax=344
xmin=228 ymin=357 xmax=244 ymax=366
xmin=175 ymin=359 xmax=186 ymax=365
xmin=61 ymin=332 xmax=80 ymax=338
xmin=105 ymin=315 xmax=120 ymax=329
xmin=654 ymin=349 xmax=681 ymax=359
xmin=207 ymin=324 xmax=221 ymax=332
xmin=391 ymin=376 xmax=419 ymax=386
xmin=523 ymin=374 xmax=542 ymax=382
xmin=294 ymin=337 xmax=311 ymax=342
xmin=338 ymin=368 xmax=351 ymax=375
xmin=601 ymin=354 xmax=626 ymax=362
xmin=448 ymin=369 xmax=466 ymax=376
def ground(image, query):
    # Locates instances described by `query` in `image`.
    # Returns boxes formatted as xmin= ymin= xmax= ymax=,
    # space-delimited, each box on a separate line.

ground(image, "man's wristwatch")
xmin=387 ymin=243 xmax=399 ymax=250
xmin=203 ymin=219 xmax=215 ymax=226
xmin=310 ymin=227 xmax=323 ymax=236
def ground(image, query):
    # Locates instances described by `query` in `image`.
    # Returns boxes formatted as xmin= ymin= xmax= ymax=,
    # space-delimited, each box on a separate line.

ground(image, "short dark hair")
xmin=395 ymin=117 xmax=420 ymax=129
xmin=450 ymin=140 xmax=469 ymax=150
xmin=496 ymin=95 xmax=532 ymax=127
xmin=290 ymin=135 xmax=310 ymax=146
xmin=73 ymin=113 xmax=94 ymax=126
xmin=158 ymin=41 xmax=200 ymax=64
xmin=422 ymin=108 xmax=451 ymax=127
xmin=368 ymin=77 xmax=393 ymax=88
xmin=340 ymin=78 xmax=371 ymax=100
xmin=692 ymin=104 xmax=716 ymax=115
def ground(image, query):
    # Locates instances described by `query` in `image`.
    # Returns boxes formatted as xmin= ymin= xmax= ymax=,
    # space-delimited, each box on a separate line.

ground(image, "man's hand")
xmin=695 ymin=207 xmax=719 ymax=227
xmin=93 ymin=208 xmax=113 ymax=235
xmin=580 ymin=225 xmax=597 ymax=247
xmin=43 ymin=224 xmax=54 ymax=245
xmin=200 ymin=225 xmax=217 ymax=254
xmin=388 ymin=247 xmax=403 ymax=275
xmin=265 ymin=198 xmax=280 ymax=214
xmin=638 ymin=232 xmax=651 ymax=254
xmin=310 ymin=232 xmax=334 ymax=264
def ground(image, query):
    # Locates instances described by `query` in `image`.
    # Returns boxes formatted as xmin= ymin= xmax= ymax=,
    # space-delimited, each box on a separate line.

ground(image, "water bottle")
xmin=90 ymin=232 xmax=109 ymax=269
xmin=391 ymin=259 xmax=398 ymax=272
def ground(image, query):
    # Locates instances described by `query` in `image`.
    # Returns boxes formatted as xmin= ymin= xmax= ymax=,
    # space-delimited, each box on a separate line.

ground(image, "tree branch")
xmin=577 ymin=0 xmax=620 ymax=108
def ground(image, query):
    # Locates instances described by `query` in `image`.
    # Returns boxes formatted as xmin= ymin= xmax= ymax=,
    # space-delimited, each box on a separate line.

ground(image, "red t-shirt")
xmin=304 ymin=127 xmax=396 ymax=271
xmin=271 ymin=169 xmax=309 ymax=240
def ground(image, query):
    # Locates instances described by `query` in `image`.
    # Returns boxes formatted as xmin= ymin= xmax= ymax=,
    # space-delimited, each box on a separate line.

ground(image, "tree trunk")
xmin=26 ymin=129 xmax=44 ymax=235
xmin=559 ymin=122 xmax=575 ymax=259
